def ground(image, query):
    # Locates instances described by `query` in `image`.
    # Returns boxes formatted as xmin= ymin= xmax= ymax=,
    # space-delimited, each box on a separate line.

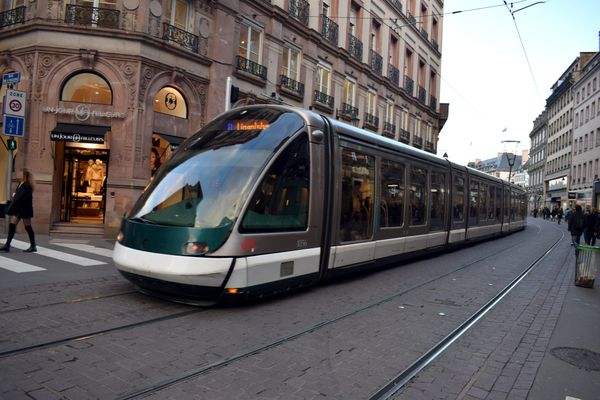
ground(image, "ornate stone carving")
xmin=36 ymin=53 xmax=65 ymax=101
xmin=112 ymin=60 xmax=138 ymax=110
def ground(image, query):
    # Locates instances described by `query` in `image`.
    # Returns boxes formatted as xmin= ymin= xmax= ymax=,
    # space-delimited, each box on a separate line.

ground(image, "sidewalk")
xmin=529 ymin=222 xmax=600 ymax=400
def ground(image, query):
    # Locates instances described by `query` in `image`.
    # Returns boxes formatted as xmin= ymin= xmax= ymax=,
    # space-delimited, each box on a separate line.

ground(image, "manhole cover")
xmin=550 ymin=347 xmax=600 ymax=371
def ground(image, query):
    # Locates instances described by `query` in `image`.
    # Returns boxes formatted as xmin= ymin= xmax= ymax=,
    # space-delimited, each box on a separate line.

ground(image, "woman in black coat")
xmin=1 ymin=169 xmax=36 ymax=252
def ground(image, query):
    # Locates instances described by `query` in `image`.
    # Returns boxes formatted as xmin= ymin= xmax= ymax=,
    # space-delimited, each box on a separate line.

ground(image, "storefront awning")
xmin=51 ymin=123 xmax=109 ymax=144
xmin=154 ymin=132 xmax=185 ymax=150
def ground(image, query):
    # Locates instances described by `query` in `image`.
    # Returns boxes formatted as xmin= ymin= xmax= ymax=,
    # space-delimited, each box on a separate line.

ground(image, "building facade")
xmin=527 ymin=111 xmax=547 ymax=212
xmin=571 ymin=51 xmax=600 ymax=208
xmin=0 ymin=0 xmax=446 ymax=237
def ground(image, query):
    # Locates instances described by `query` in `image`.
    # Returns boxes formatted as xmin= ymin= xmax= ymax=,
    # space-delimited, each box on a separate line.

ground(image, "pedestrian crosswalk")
xmin=0 ymin=238 xmax=113 ymax=273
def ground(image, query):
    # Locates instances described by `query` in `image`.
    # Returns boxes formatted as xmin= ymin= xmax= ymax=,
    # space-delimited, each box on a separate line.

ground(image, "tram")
xmin=113 ymin=105 xmax=527 ymax=305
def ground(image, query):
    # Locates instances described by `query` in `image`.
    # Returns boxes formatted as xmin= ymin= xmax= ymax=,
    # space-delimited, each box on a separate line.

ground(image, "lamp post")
xmin=502 ymin=140 xmax=520 ymax=184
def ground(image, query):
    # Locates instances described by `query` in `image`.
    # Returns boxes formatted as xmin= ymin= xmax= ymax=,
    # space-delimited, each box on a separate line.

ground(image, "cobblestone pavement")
xmin=1 ymin=219 xmax=597 ymax=399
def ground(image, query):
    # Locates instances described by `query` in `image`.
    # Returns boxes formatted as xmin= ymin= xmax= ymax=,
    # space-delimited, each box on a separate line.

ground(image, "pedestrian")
xmin=568 ymin=205 xmax=585 ymax=246
xmin=0 ymin=169 xmax=37 ymax=252
xmin=584 ymin=208 xmax=598 ymax=246
xmin=556 ymin=208 xmax=563 ymax=224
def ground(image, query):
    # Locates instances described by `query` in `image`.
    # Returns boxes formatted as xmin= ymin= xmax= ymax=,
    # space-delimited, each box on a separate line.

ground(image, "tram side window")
xmin=495 ymin=186 xmax=502 ymax=221
xmin=489 ymin=185 xmax=496 ymax=220
xmin=409 ymin=166 xmax=428 ymax=226
xmin=430 ymin=171 xmax=447 ymax=231
xmin=480 ymin=183 xmax=488 ymax=222
xmin=241 ymin=134 xmax=310 ymax=232
xmin=470 ymin=181 xmax=479 ymax=224
xmin=380 ymin=159 xmax=405 ymax=228
xmin=339 ymin=149 xmax=375 ymax=242
xmin=452 ymin=175 xmax=465 ymax=223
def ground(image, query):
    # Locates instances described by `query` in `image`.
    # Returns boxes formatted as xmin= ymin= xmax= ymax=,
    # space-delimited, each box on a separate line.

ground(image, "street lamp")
xmin=502 ymin=140 xmax=520 ymax=184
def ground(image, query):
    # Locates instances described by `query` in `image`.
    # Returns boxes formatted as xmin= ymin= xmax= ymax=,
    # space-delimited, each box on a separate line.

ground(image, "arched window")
xmin=153 ymin=86 xmax=187 ymax=118
xmin=61 ymin=72 xmax=112 ymax=105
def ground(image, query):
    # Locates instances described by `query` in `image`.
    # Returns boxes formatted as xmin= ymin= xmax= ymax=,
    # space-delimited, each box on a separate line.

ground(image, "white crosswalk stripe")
xmin=53 ymin=243 xmax=113 ymax=258
xmin=0 ymin=239 xmax=107 ymax=270
xmin=0 ymin=256 xmax=46 ymax=272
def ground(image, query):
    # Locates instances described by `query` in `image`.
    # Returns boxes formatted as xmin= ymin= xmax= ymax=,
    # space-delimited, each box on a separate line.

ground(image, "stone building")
xmin=0 ymin=0 xmax=446 ymax=237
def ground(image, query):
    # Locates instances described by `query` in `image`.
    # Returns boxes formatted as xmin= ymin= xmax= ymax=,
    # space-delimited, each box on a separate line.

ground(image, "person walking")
xmin=557 ymin=207 xmax=563 ymax=224
xmin=584 ymin=208 xmax=599 ymax=246
xmin=568 ymin=205 xmax=585 ymax=246
xmin=0 ymin=169 xmax=36 ymax=252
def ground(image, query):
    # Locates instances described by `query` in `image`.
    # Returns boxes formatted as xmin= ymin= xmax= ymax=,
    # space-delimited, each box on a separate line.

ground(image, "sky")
xmin=437 ymin=0 xmax=600 ymax=165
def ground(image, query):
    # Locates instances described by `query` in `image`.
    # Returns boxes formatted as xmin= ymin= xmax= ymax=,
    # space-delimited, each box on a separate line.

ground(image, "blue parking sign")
xmin=3 ymin=115 xmax=25 ymax=137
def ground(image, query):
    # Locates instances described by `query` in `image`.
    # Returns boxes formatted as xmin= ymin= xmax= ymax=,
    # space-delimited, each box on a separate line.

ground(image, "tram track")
xmin=369 ymin=224 xmax=566 ymax=400
xmin=114 ymin=227 xmax=556 ymax=400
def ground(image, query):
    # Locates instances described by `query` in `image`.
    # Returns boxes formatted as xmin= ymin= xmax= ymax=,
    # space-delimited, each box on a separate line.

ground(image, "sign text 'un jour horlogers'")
xmin=50 ymin=132 xmax=105 ymax=144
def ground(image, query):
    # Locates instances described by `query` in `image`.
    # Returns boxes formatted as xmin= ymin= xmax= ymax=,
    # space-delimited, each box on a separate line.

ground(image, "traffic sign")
xmin=2 ymin=71 xmax=20 ymax=85
xmin=3 ymin=89 xmax=26 ymax=117
xmin=3 ymin=115 xmax=25 ymax=137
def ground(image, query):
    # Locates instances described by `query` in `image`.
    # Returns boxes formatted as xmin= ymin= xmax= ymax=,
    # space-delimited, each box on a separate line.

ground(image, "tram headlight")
xmin=116 ymin=231 xmax=124 ymax=242
xmin=183 ymin=242 xmax=209 ymax=255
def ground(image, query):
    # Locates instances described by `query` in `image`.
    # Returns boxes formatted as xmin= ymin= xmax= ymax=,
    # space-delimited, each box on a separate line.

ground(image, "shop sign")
xmin=50 ymin=132 xmax=105 ymax=144
xmin=42 ymin=105 xmax=125 ymax=121
xmin=568 ymin=192 xmax=576 ymax=199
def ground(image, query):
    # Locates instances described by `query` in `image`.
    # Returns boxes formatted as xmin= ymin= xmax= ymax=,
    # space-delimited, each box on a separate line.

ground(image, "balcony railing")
xmin=0 ymin=6 xmax=25 ymax=29
xmin=431 ymin=38 xmax=439 ymax=52
xmin=65 ymin=4 xmax=119 ymax=29
xmin=418 ymin=86 xmax=427 ymax=104
xmin=370 ymin=49 xmax=383 ymax=75
xmin=364 ymin=113 xmax=379 ymax=130
xmin=320 ymin=14 xmax=338 ymax=45
xmin=280 ymin=75 xmax=305 ymax=97
xmin=407 ymin=12 xmax=417 ymax=27
xmin=384 ymin=122 xmax=396 ymax=134
xmin=313 ymin=90 xmax=334 ymax=109
xmin=236 ymin=55 xmax=267 ymax=80
xmin=399 ymin=129 xmax=410 ymax=143
xmin=391 ymin=0 xmax=403 ymax=13
xmin=388 ymin=64 xmax=400 ymax=86
xmin=425 ymin=140 xmax=434 ymax=152
xmin=163 ymin=23 xmax=199 ymax=53
xmin=347 ymin=33 xmax=363 ymax=61
xmin=413 ymin=136 xmax=423 ymax=148
xmin=289 ymin=0 xmax=309 ymax=26
xmin=420 ymin=28 xmax=429 ymax=41
xmin=404 ymin=76 xmax=414 ymax=96
xmin=340 ymin=102 xmax=359 ymax=120
xmin=430 ymin=95 xmax=437 ymax=112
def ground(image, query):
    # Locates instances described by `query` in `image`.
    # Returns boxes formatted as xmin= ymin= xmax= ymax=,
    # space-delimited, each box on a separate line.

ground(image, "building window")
xmin=367 ymin=91 xmax=377 ymax=116
xmin=315 ymin=63 xmax=332 ymax=95
xmin=61 ymin=71 xmax=112 ymax=105
xmin=153 ymin=86 xmax=187 ymax=118
xmin=239 ymin=23 xmax=262 ymax=64
xmin=343 ymin=78 xmax=356 ymax=106
xmin=165 ymin=0 xmax=189 ymax=30
xmin=281 ymin=46 xmax=301 ymax=81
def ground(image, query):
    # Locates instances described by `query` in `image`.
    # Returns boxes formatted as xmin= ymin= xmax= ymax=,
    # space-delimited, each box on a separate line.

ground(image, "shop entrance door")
xmin=60 ymin=148 xmax=109 ymax=223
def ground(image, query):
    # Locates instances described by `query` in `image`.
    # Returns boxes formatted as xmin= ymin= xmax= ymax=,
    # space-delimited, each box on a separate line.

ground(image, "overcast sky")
xmin=437 ymin=0 xmax=600 ymax=165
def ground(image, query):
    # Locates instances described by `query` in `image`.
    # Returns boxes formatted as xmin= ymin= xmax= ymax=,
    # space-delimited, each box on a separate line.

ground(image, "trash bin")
xmin=575 ymin=245 xmax=599 ymax=288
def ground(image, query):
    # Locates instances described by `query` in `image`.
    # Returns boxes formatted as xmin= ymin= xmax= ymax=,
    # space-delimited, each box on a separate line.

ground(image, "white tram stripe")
xmin=0 ymin=256 xmax=46 ymax=273
xmin=6 ymin=239 xmax=106 ymax=266
xmin=53 ymin=243 xmax=113 ymax=258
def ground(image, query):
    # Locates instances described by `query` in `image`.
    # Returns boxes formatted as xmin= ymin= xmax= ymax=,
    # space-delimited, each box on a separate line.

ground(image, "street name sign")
xmin=2 ymin=71 xmax=21 ymax=85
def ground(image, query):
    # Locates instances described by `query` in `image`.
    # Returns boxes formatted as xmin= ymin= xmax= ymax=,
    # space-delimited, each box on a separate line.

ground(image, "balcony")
xmin=370 ymin=49 xmax=383 ymax=75
xmin=418 ymin=86 xmax=427 ymax=104
xmin=420 ymin=27 xmax=429 ymax=41
xmin=399 ymin=129 xmax=410 ymax=144
xmin=364 ymin=113 xmax=379 ymax=131
xmin=347 ymin=33 xmax=363 ymax=61
xmin=163 ymin=23 xmax=199 ymax=53
xmin=280 ymin=75 xmax=305 ymax=97
xmin=313 ymin=90 xmax=334 ymax=110
xmin=391 ymin=0 xmax=403 ymax=13
xmin=407 ymin=12 xmax=417 ymax=27
xmin=388 ymin=64 xmax=400 ymax=86
xmin=383 ymin=122 xmax=396 ymax=136
xmin=339 ymin=102 xmax=359 ymax=121
xmin=431 ymin=38 xmax=439 ymax=52
xmin=404 ymin=76 xmax=414 ymax=96
xmin=235 ymin=55 xmax=267 ymax=80
xmin=320 ymin=14 xmax=338 ymax=45
xmin=289 ymin=0 xmax=309 ymax=26
xmin=0 ymin=6 xmax=25 ymax=29
xmin=413 ymin=136 xmax=423 ymax=148
xmin=65 ymin=4 xmax=119 ymax=29
xmin=425 ymin=140 xmax=435 ymax=152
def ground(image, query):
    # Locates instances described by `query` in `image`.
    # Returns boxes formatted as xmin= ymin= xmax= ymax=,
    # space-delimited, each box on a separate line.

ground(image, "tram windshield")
xmin=128 ymin=108 xmax=305 ymax=231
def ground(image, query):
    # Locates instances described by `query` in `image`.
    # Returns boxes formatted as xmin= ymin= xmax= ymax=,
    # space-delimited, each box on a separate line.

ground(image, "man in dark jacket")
xmin=568 ymin=205 xmax=585 ymax=246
